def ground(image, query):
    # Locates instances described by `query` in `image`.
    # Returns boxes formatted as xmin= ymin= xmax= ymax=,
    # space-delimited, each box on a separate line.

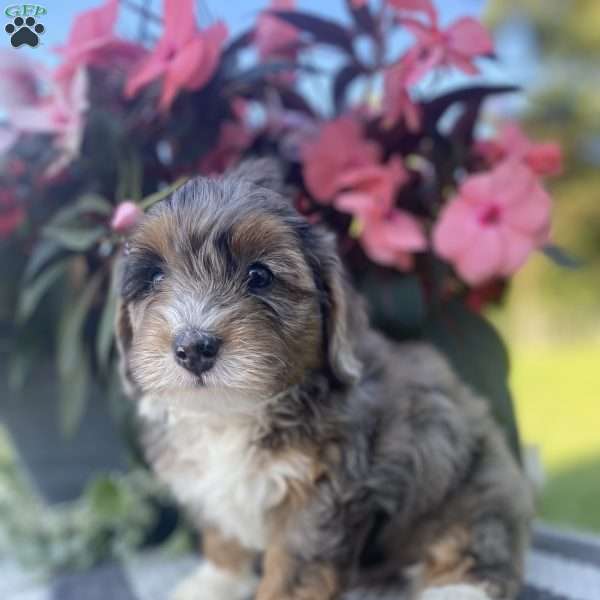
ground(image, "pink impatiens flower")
xmin=255 ymin=0 xmax=300 ymax=61
xmin=382 ymin=60 xmax=421 ymax=131
xmin=301 ymin=117 xmax=380 ymax=202
xmin=360 ymin=209 xmax=427 ymax=270
xmin=433 ymin=160 xmax=552 ymax=285
xmin=335 ymin=157 xmax=409 ymax=220
xmin=388 ymin=0 xmax=437 ymax=23
xmin=125 ymin=0 xmax=228 ymax=111
xmin=111 ymin=201 xmax=143 ymax=233
xmin=476 ymin=122 xmax=562 ymax=177
xmin=55 ymin=0 xmax=145 ymax=81
xmin=396 ymin=2 xmax=493 ymax=86
xmin=11 ymin=68 xmax=89 ymax=176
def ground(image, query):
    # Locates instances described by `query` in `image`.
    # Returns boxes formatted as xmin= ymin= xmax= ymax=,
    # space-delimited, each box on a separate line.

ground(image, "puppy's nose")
xmin=173 ymin=330 xmax=221 ymax=375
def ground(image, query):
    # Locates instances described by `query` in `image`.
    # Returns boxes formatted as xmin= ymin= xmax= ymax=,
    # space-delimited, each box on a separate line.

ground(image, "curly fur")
xmin=115 ymin=159 xmax=534 ymax=600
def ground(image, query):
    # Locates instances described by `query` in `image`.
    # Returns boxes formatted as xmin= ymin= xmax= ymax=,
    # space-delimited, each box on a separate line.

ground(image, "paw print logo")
xmin=5 ymin=16 xmax=45 ymax=48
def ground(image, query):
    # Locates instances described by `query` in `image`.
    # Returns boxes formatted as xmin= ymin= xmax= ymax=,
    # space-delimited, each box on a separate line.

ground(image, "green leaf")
xmin=23 ymin=239 xmax=65 ymax=282
xmin=96 ymin=274 xmax=117 ymax=371
xmin=58 ymin=271 xmax=104 ymax=377
xmin=43 ymin=223 xmax=105 ymax=252
xmin=140 ymin=177 xmax=188 ymax=211
xmin=49 ymin=194 xmax=113 ymax=226
xmin=542 ymin=244 xmax=582 ymax=269
xmin=85 ymin=477 xmax=127 ymax=521
xmin=363 ymin=274 xmax=426 ymax=339
xmin=17 ymin=259 xmax=70 ymax=323
xmin=59 ymin=352 xmax=90 ymax=437
xmin=423 ymin=301 xmax=521 ymax=460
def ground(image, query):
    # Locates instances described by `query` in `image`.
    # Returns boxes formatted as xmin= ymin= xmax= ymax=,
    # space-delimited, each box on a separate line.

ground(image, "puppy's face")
xmin=116 ymin=161 xmax=361 ymax=405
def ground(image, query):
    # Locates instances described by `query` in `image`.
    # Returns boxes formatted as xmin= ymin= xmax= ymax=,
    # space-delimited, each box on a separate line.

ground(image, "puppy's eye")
xmin=246 ymin=263 xmax=273 ymax=291
xmin=149 ymin=269 xmax=164 ymax=288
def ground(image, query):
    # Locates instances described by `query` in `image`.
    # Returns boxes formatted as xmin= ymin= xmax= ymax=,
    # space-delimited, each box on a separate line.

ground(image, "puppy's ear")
xmin=312 ymin=230 xmax=366 ymax=385
xmin=226 ymin=157 xmax=285 ymax=193
xmin=114 ymin=257 xmax=139 ymax=396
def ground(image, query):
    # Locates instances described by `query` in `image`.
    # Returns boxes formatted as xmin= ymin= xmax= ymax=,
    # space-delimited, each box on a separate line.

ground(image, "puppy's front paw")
xmin=170 ymin=562 xmax=258 ymax=600
xmin=420 ymin=584 xmax=493 ymax=600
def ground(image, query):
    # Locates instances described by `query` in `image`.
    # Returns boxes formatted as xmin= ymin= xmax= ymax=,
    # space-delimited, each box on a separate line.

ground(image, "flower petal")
xmin=433 ymin=199 xmax=479 ymax=260
xmin=446 ymin=17 xmax=493 ymax=56
xmin=498 ymin=227 xmax=536 ymax=276
xmin=454 ymin=227 xmax=503 ymax=285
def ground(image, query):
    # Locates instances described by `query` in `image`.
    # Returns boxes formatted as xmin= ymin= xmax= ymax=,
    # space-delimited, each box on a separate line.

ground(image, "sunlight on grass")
xmin=510 ymin=342 xmax=600 ymax=531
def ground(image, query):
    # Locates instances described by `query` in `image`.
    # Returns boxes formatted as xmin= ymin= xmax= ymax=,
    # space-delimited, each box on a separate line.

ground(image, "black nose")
xmin=173 ymin=330 xmax=221 ymax=376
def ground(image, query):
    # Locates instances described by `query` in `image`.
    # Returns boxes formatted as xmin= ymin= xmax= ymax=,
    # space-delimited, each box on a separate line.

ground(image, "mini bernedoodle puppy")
xmin=116 ymin=160 xmax=533 ymax=600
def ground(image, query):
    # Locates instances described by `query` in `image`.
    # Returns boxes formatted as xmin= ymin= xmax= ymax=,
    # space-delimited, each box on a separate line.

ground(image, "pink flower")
xmin=335 ymin=157 xmax=409 ymax=220
xmin=0 ymin=50 xmax=48 ymax=110
xmin=255 ymin=0 xmax=300 ymax=61
xmin=382 ymin=60 xmax=421 ymax=131
xmin=125 ymin=0 xmax=227 ymax=111
xmin=360 ymin=209 xmax=427 ymax=270
xmin=55 ymin=0 xmax=145 ymax=82
xmin=111 ymin=201 xmax=143 ymax=233
xmin=399 ymin=10 xmax=493 ymax=85
xmin=433 ymin=160 xmax=552 ymax=285
xmin=0 ymin=190 xmax=25 ymax=239
xmin=11 ymin=68 xmax=89 ymax=175
xmin=199 ymin=120 xmax=254 ymax=175
xmin=301 ymin=117 xmax=380 ymax=202
xmin=388 ymin=0 xmax=437 ymax=22
xmin=476 ymin=123 xmax=562 ymax=177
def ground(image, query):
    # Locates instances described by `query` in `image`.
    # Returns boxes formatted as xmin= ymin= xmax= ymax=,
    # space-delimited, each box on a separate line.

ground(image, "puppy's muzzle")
xmin=173 ymin=329 xmax=221 ymax=376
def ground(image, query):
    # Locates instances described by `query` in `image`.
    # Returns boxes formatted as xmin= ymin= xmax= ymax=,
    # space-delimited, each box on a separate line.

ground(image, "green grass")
xmin=510 ymin=342 xmax=600 ymax=532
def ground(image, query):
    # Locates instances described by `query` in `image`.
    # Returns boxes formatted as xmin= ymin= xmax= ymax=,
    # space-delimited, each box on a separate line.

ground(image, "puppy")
xmin=115 ymin=159 xmax=533 ymax=600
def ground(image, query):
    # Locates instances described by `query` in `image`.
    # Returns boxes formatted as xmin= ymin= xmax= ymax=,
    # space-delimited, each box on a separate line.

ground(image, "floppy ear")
xmin=114 ymin=255 xmax=140 ymax=396
xmin=312 ymin=230 xmax=366 ymax=385
xmin=226 ymin=157 xmax=286 ymax=194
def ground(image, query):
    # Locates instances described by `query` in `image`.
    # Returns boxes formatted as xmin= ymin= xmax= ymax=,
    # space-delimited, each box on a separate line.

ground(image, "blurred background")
xmin=0 ymin=0 xmax=598 ymax=575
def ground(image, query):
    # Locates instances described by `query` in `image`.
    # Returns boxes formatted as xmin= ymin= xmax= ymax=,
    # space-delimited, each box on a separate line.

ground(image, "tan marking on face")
xmin=123 ymin=203 xmax=324 ymax=396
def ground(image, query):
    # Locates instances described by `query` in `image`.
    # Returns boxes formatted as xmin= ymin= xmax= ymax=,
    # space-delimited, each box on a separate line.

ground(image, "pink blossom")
xmin=255 ymin=0 xmax=300 ymax=61
xmin=399 ymin=10 xmax=494 ymax=85
xmin=433 ymin=160 xmax=552 ymax=285
xmin=111 ymin=201 xmax=143 ymax=233
xmin=199 ymin=120 xmax=254 ymax=175
xmin=0 ymin=50 xmax=48 ymax=110
xmin=10 ymin=69 xmax=89 ymax=176
xmin=382 ymin=60 xmax=421 ymax=131
xmin=388 ymin=0 xmax=437 ymax=23
xmin=476 ymin=123 xmax=562 ymax=177
xmin=125 ymin=0 xmax=227 ymax=111
xmin=360 ymin=209 xmax=427 ymax=270
xmin=335 ymin=157 xmax=409 ymax=220
xmin=55 ymin=0 xmax=145 ymax=82
xmin=0 ymin=190 xmax=25 ymax=239
xmin=301 ymin=117 xmax=380 ymax=202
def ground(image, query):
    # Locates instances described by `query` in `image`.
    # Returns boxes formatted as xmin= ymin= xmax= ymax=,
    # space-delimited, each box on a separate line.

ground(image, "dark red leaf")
xmin=222 ymin=28 xmax=255 ymax=59
xmin=270 ymin=10 xmax=355 ymax=55
xmin=345 ymin=0 xmax=377 ymax=34
xmin=423 ymin=85 xmax=519 ymax=130
xmin=333 ymin=64 xmax=364 ymax=113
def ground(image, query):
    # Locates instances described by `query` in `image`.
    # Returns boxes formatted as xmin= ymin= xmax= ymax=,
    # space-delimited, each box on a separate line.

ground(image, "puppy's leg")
xmin=256 ymin=542 xmax=341 ymax=600
xmin=417 ymin=517 xmax=527 ymax=600
xmin=171 ymin=527 xmax=259 ymax=600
